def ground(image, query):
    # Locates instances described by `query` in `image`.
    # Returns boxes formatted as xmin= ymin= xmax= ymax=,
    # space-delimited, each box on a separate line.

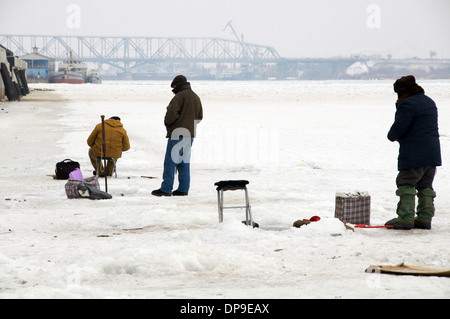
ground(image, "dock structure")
xmin=0 ymin=46 xmax=5 ymax=99
xmin=0 ymin=45 xmax=29 ymax=101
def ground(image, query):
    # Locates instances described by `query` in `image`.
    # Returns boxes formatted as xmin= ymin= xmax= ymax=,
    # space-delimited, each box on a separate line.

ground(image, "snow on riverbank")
xmin=0 ymin=80 xmax=449 ymax=299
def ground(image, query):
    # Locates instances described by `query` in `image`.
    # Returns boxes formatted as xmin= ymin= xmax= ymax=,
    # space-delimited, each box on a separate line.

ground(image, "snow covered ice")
xmin=0 ymin=80 xmax=449 ymax=299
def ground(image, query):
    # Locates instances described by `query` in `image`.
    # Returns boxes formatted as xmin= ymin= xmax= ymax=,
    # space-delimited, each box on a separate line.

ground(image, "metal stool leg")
xmin=244 ymin=187 xmax=253 ymax=226
xmin=217 ymin=190 xmax=224 ymax=223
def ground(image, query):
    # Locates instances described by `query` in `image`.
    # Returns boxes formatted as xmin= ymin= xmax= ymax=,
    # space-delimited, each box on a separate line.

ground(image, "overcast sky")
xmin=1 ymin=0 xmax=449 ymax=58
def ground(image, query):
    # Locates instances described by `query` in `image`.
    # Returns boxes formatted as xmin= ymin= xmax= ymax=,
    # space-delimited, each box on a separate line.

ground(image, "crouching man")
xmin=87 ymin=116 xmax=130 ymax=177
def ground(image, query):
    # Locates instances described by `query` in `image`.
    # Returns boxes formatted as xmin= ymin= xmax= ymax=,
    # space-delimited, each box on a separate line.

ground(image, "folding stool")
xmin=214 ymin=180 xmax=254 ymax=226
xmin=96 ymin=157 xmax=117 ymax=178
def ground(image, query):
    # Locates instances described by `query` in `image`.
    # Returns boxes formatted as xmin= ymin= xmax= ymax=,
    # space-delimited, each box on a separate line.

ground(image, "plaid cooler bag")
xmin=335 ymin=191 xmax=371 ymax=225
xmin=65 ymin=176 xmax=100 ymax=199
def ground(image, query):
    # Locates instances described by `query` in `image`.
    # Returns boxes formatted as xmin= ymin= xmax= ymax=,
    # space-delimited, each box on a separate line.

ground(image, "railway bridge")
xmin=0 ymin=34 xmax=282 ymax=77
xmin=0 ymin=34 xmax=362 ymax=79
xmin=3 ymin=34 xmax=447 ymax=80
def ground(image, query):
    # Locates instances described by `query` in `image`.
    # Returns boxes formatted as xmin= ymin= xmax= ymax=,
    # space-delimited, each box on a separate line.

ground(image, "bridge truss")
xmin=7 ymin=34 xmax=440 ymax=80
xmin=0 ymin=34 xmax=282 ymax=74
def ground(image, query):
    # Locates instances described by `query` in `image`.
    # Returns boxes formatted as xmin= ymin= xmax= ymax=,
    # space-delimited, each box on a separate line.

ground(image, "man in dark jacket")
xmin=152 ymin=75 xmax=203 ymax=196
xmin=386 ymin=75 xmax=441 ymax=229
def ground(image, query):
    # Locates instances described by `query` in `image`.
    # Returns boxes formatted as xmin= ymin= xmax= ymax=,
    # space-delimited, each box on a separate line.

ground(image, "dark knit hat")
xmin=171 ymin=75 xmax=187 ymax=88
xmin=110 ymin=116 xmax=121 ymax=121
xmin=393 ymin=75 xmax=417 ymax=95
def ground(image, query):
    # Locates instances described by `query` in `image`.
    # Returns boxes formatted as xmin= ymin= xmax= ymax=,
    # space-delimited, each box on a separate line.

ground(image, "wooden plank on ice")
xmin=366 ymin=262 xmax=450 ymax=277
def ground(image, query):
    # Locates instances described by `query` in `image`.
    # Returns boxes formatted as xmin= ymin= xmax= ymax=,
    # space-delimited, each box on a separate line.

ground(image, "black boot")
xmin=172 ymin=190 xmax=188 ymax=196
xmin=151 ymin=189 xmax=172 ymax=197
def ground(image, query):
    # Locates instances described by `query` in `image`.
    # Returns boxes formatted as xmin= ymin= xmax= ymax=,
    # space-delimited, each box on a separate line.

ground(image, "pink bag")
xmin=69 ymin=168 xmax=84 ymax=180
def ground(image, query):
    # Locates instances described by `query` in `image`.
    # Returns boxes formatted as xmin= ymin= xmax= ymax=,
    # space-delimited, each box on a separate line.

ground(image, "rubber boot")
xmin=415 ymin=188 xmax=436 ymax=230
xmin=385 ymin=186 xmax=416 ymax=230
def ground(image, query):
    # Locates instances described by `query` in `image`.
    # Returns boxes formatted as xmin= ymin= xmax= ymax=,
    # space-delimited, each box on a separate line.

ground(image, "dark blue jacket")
xmin=387 ymin=92 xmax=441 ymax=170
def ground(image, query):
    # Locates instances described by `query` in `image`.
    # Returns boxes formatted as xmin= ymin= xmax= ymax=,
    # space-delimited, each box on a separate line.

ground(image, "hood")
xmin=105 ymin=118 xmax=123 ymax=128
xmin=172 ymin=82 xmax=191 ymax=94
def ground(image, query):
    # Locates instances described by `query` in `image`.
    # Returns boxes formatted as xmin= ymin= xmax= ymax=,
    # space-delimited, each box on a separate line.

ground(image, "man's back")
xmin=388 ymin=92 xmax=441 ymax=170
xmin=87 ymin=118 xmax=130 ymax=158
xmin=164 ymin=83 xmax=203 ymax=138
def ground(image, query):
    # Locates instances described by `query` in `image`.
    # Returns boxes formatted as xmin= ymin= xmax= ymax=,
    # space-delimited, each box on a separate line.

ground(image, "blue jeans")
xmin=160 ymin=137 xmax=194 ymax=193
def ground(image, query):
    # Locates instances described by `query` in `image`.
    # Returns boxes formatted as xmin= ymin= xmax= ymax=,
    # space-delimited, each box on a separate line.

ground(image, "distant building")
xmin=21 ymin=47 xmax=55 ymax=82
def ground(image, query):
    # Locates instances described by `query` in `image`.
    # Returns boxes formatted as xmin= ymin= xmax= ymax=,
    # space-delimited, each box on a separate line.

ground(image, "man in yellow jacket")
xmin=87 ymin=116 xmax=130 ymax=176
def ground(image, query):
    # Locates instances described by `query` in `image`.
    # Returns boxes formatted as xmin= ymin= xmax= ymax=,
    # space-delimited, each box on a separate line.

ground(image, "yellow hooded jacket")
xmin=87 ymin=118 xmax=130 ymax=159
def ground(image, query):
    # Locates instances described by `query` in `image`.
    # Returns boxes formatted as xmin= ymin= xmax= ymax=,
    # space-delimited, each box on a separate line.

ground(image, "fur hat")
xmin=393 ymin=75 xmax=425 ymax=102
xmin=171 ymin=75 xmax=187 ymax=88
xmin=393 ymin=75 xmax=417 ymax=95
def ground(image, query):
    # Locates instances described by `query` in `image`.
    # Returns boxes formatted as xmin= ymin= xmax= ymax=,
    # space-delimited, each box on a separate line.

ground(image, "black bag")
xmin=55 ymin=159 xmax=80 ymax=180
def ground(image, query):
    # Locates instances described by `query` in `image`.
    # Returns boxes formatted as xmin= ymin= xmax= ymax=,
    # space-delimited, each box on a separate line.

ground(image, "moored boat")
xmin=50 ymin=51 xmax=87 ymax=84
xmin=86 ymin=69 xmax=102 ymax=84
xmin=51 ymin=70 xmax=86 ymax=84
